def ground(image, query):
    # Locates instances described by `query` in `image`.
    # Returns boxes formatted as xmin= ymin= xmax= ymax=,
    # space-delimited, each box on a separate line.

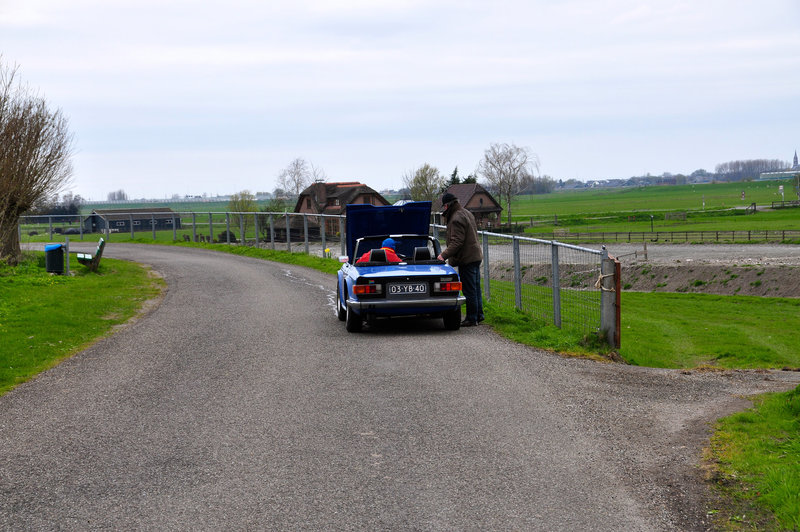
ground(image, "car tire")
xmin=336 ymin=283 xmax=346 ymax=321
xmin=345 ymin=302 xmax=362 ymax=332
xmin=443 ymin=307 xmax=461 ymax=330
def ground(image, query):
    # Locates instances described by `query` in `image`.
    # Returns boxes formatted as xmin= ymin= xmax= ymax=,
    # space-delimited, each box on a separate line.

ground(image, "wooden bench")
xmin=76 ymin=238 xmax=105 ymax=272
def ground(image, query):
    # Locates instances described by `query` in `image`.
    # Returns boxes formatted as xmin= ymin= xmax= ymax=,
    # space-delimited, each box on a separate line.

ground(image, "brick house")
xmin=294 ymin=182 xmax=390 ymax=234
xmin=434 ymin=183 xmax=502 ymax=228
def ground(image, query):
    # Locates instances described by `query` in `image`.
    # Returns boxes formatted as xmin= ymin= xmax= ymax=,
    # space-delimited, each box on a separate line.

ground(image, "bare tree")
xmin=478 ymin=143 xmax=539 ymax=224
xmin=310 ymin=162 xmax=327 ymax=183
xmin=107 ymin=189 xmax=128 ymax=201
xmin=0 ymin=61 xmax=74 ymax=265
xmin=402 ymin=163 xmax=446 ymax=202
xmin=228 ymin=190 xmax=257 ymax=238
xmin=278 ymin=157 xmax=322 ymax=197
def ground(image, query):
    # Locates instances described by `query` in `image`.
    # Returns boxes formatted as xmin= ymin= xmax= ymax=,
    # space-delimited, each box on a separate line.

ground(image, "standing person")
xmin=437 ymin=193 xmax=484 ymax=326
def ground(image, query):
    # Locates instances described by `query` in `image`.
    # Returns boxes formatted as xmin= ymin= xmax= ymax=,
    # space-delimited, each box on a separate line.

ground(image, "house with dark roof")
xmin=294 ymin=182 xmax=390 ymax=234
xmin=83 ymin=207 xmax=181 ymax=233
xmin=434 ymin=183 xmax=502 ymax=228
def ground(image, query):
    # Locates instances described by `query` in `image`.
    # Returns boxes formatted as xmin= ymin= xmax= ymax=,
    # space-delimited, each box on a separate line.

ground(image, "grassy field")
xmin=494 ymin=179 xmax=800 ymax=235
xmin=511 ymin=179 xmax=798 ymax=217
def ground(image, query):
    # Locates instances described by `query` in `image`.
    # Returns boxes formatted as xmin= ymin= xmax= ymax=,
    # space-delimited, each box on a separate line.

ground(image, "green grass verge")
xmin=620 ymin=292 xmax=800 ymax=369
xmin=706 ymin=386 xmax=800 ymax=530
xmin=0 ymin=251 xmax=164 ymax=395
xmin=166 ymin=240 xmax=343 ymax=274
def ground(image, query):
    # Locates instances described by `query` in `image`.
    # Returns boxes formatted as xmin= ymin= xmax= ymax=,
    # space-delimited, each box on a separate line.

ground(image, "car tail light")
xmin=353 ymin=284 xmax=382 ymax=295
xmin=434 ymin=281 xmax=462 ymax=292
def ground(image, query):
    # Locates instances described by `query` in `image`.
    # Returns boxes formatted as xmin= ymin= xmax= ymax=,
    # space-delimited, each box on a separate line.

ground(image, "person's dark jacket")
xmin=441 ymin=201 xmax=482 ymax=266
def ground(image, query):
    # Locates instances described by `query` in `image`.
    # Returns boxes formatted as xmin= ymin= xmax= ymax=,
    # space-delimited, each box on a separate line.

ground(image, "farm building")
xmin=433 ymin=183 xmax=502 ymax=228
xmin=83 ymin=208 xmax=182 ymax=233
xmin=294 ymin=182 xmax=390 ymax=234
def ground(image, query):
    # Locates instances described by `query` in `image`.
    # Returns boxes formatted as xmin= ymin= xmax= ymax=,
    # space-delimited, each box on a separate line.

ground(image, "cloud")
xmin=2 ymin=0 xmax=799 ymax=199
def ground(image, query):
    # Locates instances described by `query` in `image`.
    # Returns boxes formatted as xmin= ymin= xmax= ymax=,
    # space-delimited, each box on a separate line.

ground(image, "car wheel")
xmin=336 ymin=283 xmax=346 ymax=321
xmin=443 ymin=307 xmax=461 ymax=330
xmin=345 ymin=303 xmax=362 ymax=332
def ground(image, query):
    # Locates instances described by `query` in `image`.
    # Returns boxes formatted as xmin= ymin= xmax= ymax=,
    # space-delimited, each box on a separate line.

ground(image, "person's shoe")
xmin=461 ymin=319 xmax=477 ymax=327
xmin=477 ymin=316 xmax=485 ymax=323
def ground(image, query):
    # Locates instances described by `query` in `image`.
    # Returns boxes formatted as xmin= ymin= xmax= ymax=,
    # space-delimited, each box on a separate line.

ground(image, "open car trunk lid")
xmin=345 ymin=201 xmax=432 ymax=262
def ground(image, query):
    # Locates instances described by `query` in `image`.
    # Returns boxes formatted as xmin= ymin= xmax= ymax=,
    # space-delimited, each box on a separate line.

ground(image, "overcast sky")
xmin=2 ymin=0 xmax=799 ymax=200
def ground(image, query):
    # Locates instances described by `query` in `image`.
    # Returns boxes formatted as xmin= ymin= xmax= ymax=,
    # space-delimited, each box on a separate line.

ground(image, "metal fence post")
xmin=192 ymin=213 xmax=197 ymax=242
xmin=600 ymin=248 xmax=619 ymax=347
xmin=269 ymin=214 xmax=275 ymax=248
xmin=254 ymin=213 xmax=259 ymax=246
xmin=226 ymin=213 xmax=231 ymax=244
xmin=339 ymin=216 xmax=346 ymax=256
xmin=208 ymin=212 xmax=213 ymax=242
xmin=48 ymin=216 xmax=53 ymax=240
xmin=151 ymin=214 xmax=156 ymax=240
xmin=320 ymin=215 xmax=327 ymax=255
xmin=551 ymin=242 xmax=562 ymax=328
xmin=130 ymin=214 xmax=135 ymax=239
xmin=285 ymin=213 xmax=291 ymax=252
xmin=303 ymin=214 xmax=309 ymax=254
xmin=482 ymin=232 xmax=490 ymax=301
xmin=513 ymin=237 xmax=522 ymax=311
xmin=239 ymin=214 xmax=245 ymax=246
xmin=172 ymin=214 xmax=177 ymax=241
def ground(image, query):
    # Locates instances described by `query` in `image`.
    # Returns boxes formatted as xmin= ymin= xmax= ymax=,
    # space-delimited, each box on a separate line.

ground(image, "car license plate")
xmin=388 ymin=282 xmax=427 ymax=295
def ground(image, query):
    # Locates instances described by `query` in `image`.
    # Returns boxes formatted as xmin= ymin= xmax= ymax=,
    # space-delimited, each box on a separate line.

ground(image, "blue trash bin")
xmin=45 ymin=243 xmax=64 ymax=274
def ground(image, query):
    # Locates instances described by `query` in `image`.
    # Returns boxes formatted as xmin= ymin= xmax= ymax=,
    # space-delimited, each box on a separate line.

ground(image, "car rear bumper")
xmin=347 ymin=295 xmax=465 ymax=313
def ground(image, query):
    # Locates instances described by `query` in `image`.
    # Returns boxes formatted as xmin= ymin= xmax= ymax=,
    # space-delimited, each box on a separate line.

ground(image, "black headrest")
xmin=413 ymin=246 xmax=431 ymax=261
xmin=368 ymin=248 xmax=387 ymax=262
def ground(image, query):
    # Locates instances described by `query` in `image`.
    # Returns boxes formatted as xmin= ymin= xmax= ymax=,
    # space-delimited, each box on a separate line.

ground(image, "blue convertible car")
xmin=336 ymin=201 xmax=466 ymax=332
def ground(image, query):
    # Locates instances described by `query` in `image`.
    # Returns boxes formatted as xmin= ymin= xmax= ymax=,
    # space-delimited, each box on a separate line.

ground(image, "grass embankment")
xmin=0 ymin=252 xmax=163 ymax=395
xmin=621 ymin=292 xmax=800 ymax=369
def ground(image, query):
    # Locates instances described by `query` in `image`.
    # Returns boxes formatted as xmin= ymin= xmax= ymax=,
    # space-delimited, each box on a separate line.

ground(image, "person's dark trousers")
xmin=459 ymin=261 xmax=484 ymax=323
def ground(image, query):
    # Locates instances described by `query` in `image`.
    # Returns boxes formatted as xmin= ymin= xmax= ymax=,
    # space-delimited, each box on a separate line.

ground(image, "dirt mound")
xmin=488 ymin=259 xmax=800 ymax=298
xmin=622 ymin=263 xmax=800 ymax=297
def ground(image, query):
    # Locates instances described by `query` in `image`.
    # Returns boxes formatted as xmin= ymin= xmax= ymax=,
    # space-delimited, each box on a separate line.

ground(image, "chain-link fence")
xmin=432 ymin=226 xmax=619 ymax=345
xmin=18 ymin=211 xmax=349 ymax=255
xmin=20 ymin=211 xmax=620 ymax=345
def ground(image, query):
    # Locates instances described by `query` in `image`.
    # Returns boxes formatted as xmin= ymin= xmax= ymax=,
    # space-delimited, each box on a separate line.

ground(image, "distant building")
xmin=433 ymin=183 xmax=502 ymax=228
xmin=759 ymin=150 xmax=800 ymax=180
xmin=294 ymin=182 xmax=390 ymax=234
xmin=83 ymin=207 xmax=181 ymax=233
xmin=759 ymin=151 xmax=800 ymax=201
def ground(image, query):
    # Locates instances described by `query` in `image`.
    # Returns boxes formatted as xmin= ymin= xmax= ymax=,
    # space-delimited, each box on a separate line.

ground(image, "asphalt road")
xmin=2 ymin=244 xmax=799 ymax=530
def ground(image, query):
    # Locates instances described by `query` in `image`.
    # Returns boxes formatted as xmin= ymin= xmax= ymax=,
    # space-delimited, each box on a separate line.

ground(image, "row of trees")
xmin=715 ymin=159 xmax=790 ymax=182
xmin=26 ymin=191 xmax=84 ymax=216
xmin=1 ymin=60 xmax=74 ymax=265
